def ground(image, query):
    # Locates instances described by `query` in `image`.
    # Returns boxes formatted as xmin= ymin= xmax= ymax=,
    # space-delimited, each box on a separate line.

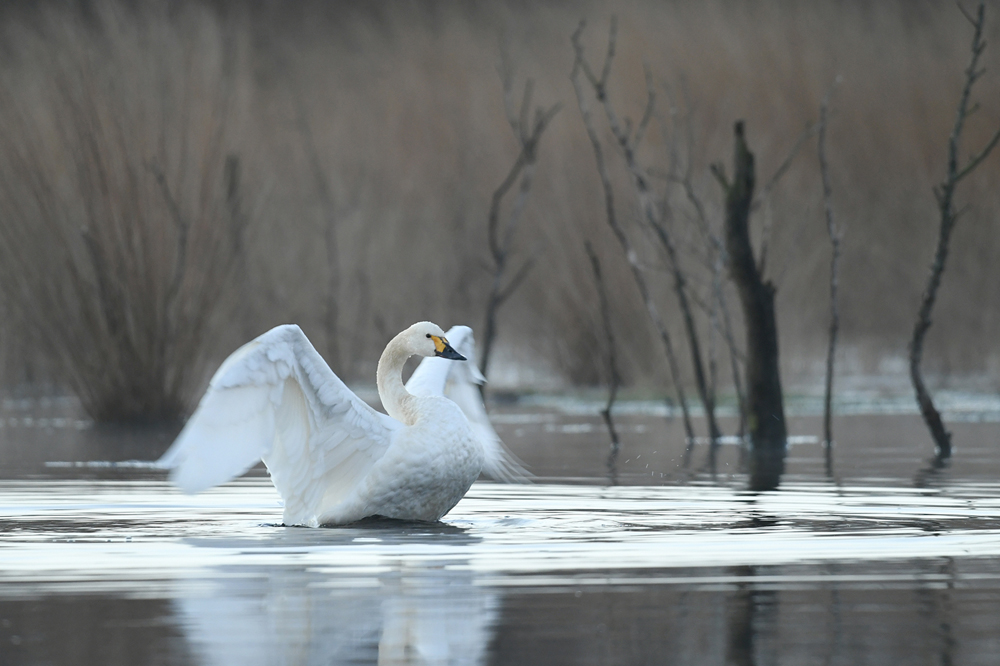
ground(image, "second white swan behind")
xmin=157 ymin=321 xmax=524 ymax=526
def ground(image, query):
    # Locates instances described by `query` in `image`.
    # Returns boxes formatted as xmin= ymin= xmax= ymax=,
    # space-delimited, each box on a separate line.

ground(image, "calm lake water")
xmin=2 ymin=395 xmax=1000 ymax=665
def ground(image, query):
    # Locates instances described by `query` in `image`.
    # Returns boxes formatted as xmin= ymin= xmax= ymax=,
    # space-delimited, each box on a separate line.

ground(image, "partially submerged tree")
xmin=667 ymin=92 xmax=749 ymax=453
xmin=712 ymin=122 xmax=788 ymax=489
xmin=479 ymin=66 xmax=560 ymax=381
xmin=572 ymin=20 xmax=729 ymax=452
xmin=570 ymin=23 xmax=695 ymax=446
xmin=817 ymin=80 xmax=843 ymax=473
xmin=909 ymin=2 xmax=1000 ymax=460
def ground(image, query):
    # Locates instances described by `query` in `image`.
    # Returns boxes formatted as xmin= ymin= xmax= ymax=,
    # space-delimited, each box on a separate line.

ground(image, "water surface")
xmin=2 ymin=402 xmax=1000 ymax=665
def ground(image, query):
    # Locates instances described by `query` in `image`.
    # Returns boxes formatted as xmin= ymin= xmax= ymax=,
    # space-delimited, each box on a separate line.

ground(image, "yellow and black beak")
xmin=432 ymin=335 xmax=466 ymax=361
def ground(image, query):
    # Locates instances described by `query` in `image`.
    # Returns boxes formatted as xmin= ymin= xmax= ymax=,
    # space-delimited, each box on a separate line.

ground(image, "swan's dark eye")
xmin=426 ymin=333 xmax=431 ymax=338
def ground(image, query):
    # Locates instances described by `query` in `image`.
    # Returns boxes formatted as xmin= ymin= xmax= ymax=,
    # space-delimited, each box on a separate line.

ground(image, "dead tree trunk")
xmin=713 ymin=121 xmax=787 ymax=490
xmin=909 ymin=2 xmax=1000 ymax=460
xmin=818 ymin=83 xmax=842 ymax=472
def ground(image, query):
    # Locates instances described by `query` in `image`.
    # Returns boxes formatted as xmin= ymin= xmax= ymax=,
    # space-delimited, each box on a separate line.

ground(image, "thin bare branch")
xmin=585 ymin=239 xmax=622 ymax=457
xmin=958 ymin=2 xmax=977 ymax=25
xmin=710 ymin=163 xmax=730 ymax=191
xmin=955 ymin=124 xmax=1000 ymax=181
xmin=577 ymin=20 xmax=723 ymax=448
xmin=752 ymin=121 xmax=820 ymax=211
xmin=496 ymin=254 xmax=537 ymax=305
xmin=631 ymin=63 xmax=656 ymax=151
xmin=571 ymin=21 xmax=599 ymax=88
xmin=818 ymin=77 xmax=843 ymax=466
xmin=146 ymin=160 xmax=189 ymax=315
xmin=599 ymin=16 xmax=618 ymax=89
xmin=754 ymin=120 xmax=822 ymax=275
xmin=486 ymin=154 xmax=528 ymax=264
xmin=480 ymin=64 xmax=560 ymax=380
xmin=571 ymin=31 xmax=696 ymax=444
xmin=518 ymin=79 xmax=534 ymax=144
xmin=499 ymin=49 xmax=519 ymax=134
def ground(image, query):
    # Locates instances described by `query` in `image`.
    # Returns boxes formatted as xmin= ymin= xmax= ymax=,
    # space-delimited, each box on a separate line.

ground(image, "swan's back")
xmin=339 ymin=396 xmax=483 ymax=523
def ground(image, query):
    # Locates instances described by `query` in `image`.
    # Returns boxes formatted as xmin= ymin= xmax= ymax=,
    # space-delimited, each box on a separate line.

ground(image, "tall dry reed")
xmin=0 ymin=1 xmax=998 ymax=421
xmin=0 ymin=2 xmax=252 ymax=421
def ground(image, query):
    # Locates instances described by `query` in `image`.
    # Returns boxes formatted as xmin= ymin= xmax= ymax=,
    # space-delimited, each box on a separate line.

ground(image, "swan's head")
xmin=405 ymin=321 xmax=466 ymax=361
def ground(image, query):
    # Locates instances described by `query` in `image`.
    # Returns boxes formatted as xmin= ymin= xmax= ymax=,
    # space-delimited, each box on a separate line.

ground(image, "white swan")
xmin=405 ymin=326 xmax=527 ymax=483
xmin=157 ymin=321 xmax=523 ymax=526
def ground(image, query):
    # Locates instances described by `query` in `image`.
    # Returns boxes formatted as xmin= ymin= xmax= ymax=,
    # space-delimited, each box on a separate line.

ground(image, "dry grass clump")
xmin=0 ymin=2 xmax=252 ymax=421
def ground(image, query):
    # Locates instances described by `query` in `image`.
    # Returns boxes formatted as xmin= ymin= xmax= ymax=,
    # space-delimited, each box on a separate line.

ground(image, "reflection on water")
xmin=3 ymin=478 xmax=1000 ymax=664
xmin=3 ymin=404 xmax=1000 ymax=664
xmin=176 ymin=556 xmax=496 ymax=666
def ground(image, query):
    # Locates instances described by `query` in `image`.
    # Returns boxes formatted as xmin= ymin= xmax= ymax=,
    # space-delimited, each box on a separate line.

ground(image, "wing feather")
xmin=158 ymin=325 xmax=402 ymax=524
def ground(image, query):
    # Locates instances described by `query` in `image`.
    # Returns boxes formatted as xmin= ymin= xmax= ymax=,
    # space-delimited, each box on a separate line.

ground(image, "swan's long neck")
xmin=376 ymin=333 xmax=418 ymax=425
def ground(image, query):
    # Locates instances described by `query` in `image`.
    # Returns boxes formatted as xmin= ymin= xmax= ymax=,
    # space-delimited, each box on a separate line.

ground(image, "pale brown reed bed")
xmin=0 ymin=1 xmax=997 ymax=421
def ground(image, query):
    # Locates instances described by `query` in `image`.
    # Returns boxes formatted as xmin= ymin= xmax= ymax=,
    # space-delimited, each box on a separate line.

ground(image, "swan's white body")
xmin=158 ymin=322 xmax=524 ymax=527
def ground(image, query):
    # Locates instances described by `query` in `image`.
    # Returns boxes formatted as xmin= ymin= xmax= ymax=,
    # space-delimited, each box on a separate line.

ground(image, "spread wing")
xmin=406 ymin=325 xmax=529 ymax=482
xmin=157 ymin=324 xmax=401 ymax=524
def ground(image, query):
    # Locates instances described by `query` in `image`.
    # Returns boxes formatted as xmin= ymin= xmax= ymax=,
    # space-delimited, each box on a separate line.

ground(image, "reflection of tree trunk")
xmin=726 ymin=583 xmax=755 ymax=666
xmin=726 ymin=565 xmax=779 ymax=666
xmin=913 ymin=557 xmax=956 ymax=666
xmin=825 ymin=564 xmax=844 ymax=666
xmin=723 ymin=566 xmax=752 ymax=666
xmin=714 ymin=122 xmax=787 ymax=490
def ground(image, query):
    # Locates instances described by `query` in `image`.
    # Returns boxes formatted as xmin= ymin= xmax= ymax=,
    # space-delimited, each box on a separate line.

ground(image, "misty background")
xmin=0 ymin=0 xmax=997 ymax=422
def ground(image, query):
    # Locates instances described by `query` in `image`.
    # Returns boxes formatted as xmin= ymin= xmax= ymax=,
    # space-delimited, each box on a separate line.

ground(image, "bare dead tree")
xmin=570 ymin=23 xmax=696 ymax=447
xmin=679 ymin=199 xmax=749 ymax=444
xmin=712 ymin=121 xmax=788 ymax=490
xmin=910 ymin=2 xmax=1000 ymax=459
xmin=478 ymin=70 xmax=561 ymax=381
xmin=573 ymin=19 xmax=719 ymax=453
xmin=584 ymin=240 xmax=622 ymax=459
xmin=669 ymin=106 xmax=749 ymax=443
xmin=667 ymin=89 xmax=811 ymax=443
xmin=818 ymin=80 xmax=842 ymax=472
